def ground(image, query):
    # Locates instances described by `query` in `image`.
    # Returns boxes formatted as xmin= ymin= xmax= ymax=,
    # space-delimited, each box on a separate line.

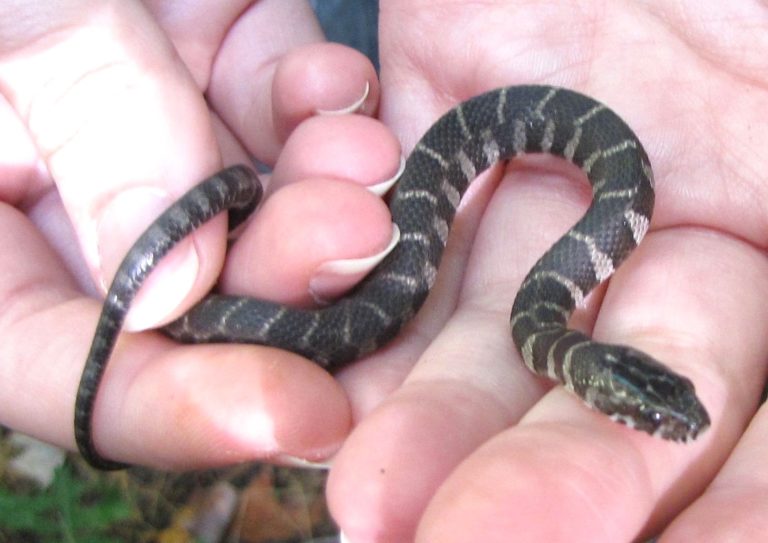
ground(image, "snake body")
xmin=75 ymin=85 xmax=710 ymax=469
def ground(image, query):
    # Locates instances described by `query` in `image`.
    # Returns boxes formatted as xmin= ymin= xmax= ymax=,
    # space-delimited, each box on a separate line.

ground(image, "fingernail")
xmin=309 ymin=224 xmax=400 ymax=304
xmin=367 ymin=155 xmax=405 ymax=196
xmin=274 ymin=453 xmax=332 ymax=470
xmin=339 ymin=531 xmax=354 ymax=543
xmin=316 ymin=81 xmax=371 ymax=116
xmin=96 ymin=187 xmax=200 ymax=331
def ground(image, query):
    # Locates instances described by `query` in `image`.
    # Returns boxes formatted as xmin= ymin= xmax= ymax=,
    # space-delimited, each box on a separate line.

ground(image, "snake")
xmin=75 ymin=85 xmax=710 ymax=470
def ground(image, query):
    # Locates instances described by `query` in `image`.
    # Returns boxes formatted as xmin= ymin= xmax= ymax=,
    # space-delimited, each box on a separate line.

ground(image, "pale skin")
xmin=1 ymin=1 xmax=767 ymax=542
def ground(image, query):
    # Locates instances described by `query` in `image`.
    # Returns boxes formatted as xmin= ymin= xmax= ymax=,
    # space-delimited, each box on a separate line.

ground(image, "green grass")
xmin=0 ymin=460 xmax=141 ymax=543
xmin=0 ymin=428 xmax=337 ymax=542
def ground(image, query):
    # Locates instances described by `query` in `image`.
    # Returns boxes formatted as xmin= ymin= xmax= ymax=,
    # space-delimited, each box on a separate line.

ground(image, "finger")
xmin=0 ymin=202 xmax=351 ymax=467
xmin=658 ymin=400 xmax=768 ymax=540
xmin=206 ymin=2 xmax=378 ymax=163
xmin=414 ymin=230 xmax=768 ymax=542
xmin=221 ymin=114 xmax=402 ymax=305
xmin=0 ymin=1 xmax=227 ymax=331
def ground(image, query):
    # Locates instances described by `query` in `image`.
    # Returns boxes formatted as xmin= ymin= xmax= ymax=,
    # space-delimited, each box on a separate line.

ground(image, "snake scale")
xmin=75 ymin=85 xmax=710 ymax=470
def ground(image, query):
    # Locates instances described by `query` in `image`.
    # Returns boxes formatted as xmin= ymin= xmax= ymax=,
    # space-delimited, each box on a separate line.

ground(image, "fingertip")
xmin=272 ymin=42 xmax=379 ymax=141
xmin=206 ymin=348 xmax=349 ymax=465
xmin=309 ymin=223 xmax=399 ymax=304
xmin=315 ymin=80 xmax=371 ymax=116
xmin=221 ymin=178 xmax=393 ymax=306
xmin=110 ymin=344 xmax=351 ymax=469
xmin=271 ymin=114 xmax=402 ymax=195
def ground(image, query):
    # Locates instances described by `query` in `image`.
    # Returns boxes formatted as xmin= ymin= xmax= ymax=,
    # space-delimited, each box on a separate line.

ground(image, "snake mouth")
xmin=608 ymin=398 xmax=711 ymax=443
xmin=661 ymin=403 xmax=711 ymax=443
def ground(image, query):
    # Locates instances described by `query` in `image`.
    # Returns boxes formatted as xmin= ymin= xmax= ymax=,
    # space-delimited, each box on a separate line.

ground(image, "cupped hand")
xmin=0 ymin=0 xmax=400 ymax=469
xmin=327 ymin=1 xmax=768 ymax=541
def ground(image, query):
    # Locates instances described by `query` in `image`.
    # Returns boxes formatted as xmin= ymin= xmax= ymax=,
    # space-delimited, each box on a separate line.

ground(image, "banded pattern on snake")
xmin=75 ymin=85 xmax=710 ymax=470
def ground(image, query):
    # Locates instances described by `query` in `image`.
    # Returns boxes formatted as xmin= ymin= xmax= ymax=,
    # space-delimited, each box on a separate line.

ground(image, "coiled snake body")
xmin=75 ymin=85 xmax=710 ymax=470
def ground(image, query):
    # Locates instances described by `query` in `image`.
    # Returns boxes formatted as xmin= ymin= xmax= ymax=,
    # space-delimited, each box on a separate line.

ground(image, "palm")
xmin=328 ymin=2 xmax=768 ymax=541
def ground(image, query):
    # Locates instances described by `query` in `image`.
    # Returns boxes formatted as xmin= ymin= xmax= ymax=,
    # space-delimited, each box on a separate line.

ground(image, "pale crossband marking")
xmin=189 ymin=185 xmax=215 ymax=216
xmin=379 ymin=272 xmax=420 ymax=293
xmin=520 ymin=326 xmax=561 ymax=373
xmin=624 ymin=209 xmax=650 ymax=244
xmin=575 ymin=104 xmax=607 ymax=126
xmin=582 ymin=138 xmax=638 ymax=175
xmin=509 ymin=300 xmax=570 ymax=332
xmin=495 ymin=86 xmax=508 ymax=125
xmin=566 ymin=230 xmax=616 ymax=282
xmin=563 ymin=127 xmax=582 ymax=162
xmin=512 ymin=119 xmax=527 ymax=154
xmin=533 ymin=87 xmax=558 ymax=119
xmin=259 ymin=306 xmax=287 ymax=338
xmin=455 ymin=103 xmax=472 ymax=140
xmin=216 ymin=297 xmax=249 ymax=335
xmin=441 ymin=177 xmax=461 ymax=210
xmin=546 ymin=329 xmax=581 ymax=381
xmin=602 ymin=139 xmax=639 ymax=158
xmin=398 ymin=189 xmax=439 ymax=208
xmin=521 ymin=326 xmax=592 ymax=383
xmin=299 ymin=311 xmax=322 ymax=348
xmin=641 ymin=160 xmax=655 ymax=188
xmin=433 ymin=216 xmax=450 ymax=246
xmin=520 ymin=270 xmax=586 ymax=308
xmin=596 ymin=187 xmax=638 ymax=201
xmin=560 ymin=337 xmax=592 ymax=392
xmin=581 ymin=150 xmax=602 ymax=174
xmin=423 ymin=260 xmax=439 ymax=288
xmin=481 ymin=129 xmax=501 ymax=165
xmin=564 ymin=104 xmax=606 ymax=162
xmin=105 ymin=290 xmax=128 ymax=312
xmin=342 ymin=311 xmax=352 ymax=345
xmin=540 ymin=118 xmax=557 ymax=153
xmin=457 ymin=149 xmax=476 ymax=181
xmin=591 ymin=177 xmax=608 ymax=195
xmin=354 ymin=301 xmax=395 ymax=359
xmin=415 ymin=142 xmax=450 ymax=170
xmin=359 ymin=300 xmax=391 ymax=324
xmin=400 ymin=231 xmax=432 ymax=249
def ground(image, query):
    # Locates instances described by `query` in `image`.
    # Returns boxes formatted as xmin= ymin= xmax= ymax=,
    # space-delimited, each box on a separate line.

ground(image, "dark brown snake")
xmin=75 ymin=85 xmax=710 ymax=470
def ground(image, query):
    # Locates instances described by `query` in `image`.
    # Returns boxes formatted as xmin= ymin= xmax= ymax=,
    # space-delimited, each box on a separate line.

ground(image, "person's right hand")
xmin=326 ymin=1 xmax=768 ymax=541
xmin=0 ymin=0 xmax=399 ymax=470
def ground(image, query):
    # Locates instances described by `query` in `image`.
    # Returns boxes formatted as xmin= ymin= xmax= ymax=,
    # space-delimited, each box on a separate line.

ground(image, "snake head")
xmin=582 ymin=345 xmax=711 ymax=442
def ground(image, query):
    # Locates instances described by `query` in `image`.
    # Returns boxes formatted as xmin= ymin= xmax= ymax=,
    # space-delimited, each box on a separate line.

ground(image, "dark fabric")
xmin=310 ymin=0 xmax=379 ymax=71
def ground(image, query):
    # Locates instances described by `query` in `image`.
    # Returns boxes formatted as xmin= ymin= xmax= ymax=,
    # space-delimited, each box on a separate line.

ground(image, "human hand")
xmin=327 ymin=1 xmax=768 ymax=541
xmin=0 ymin=0 xmax=400 ymax=469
